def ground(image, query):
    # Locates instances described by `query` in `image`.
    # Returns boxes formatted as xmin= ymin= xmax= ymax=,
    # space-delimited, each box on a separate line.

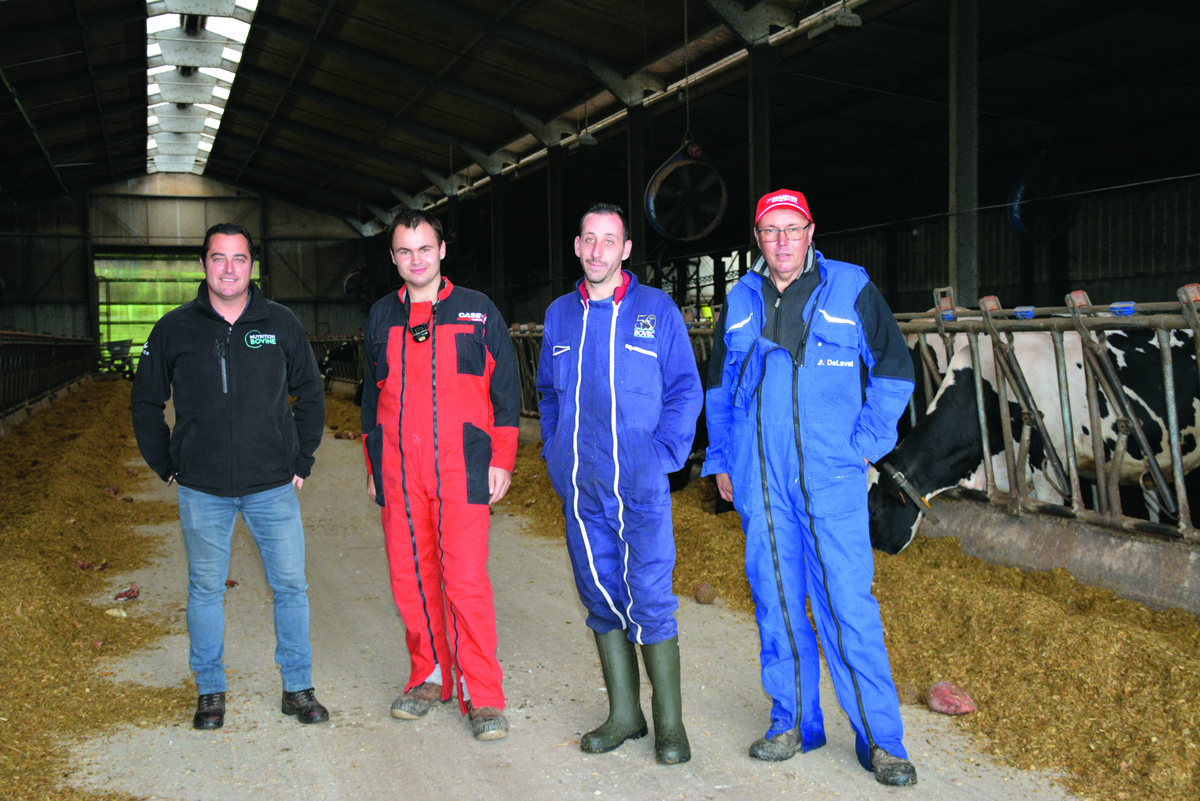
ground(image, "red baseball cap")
xmin=754 ymin=189 xmax=812 ymax=225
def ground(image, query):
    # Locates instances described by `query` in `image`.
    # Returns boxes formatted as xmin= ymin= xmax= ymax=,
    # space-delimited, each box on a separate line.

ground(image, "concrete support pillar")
xmin=748 ymin=44 xmax=774 ymax=232
xmin=547 ymin=144 xmax=565 ymax=300
xmin=949 ymin=0 xmax=979 ymax=306
xmin=85 ymin=191 xmax=100 ymax=347
xmin=490 ymin=172 xmax=507 ymax=320
xmin=626 ymin=103 xmax=649 ymax=284
xmin=256 ymin=197 xmax=269 ymax=294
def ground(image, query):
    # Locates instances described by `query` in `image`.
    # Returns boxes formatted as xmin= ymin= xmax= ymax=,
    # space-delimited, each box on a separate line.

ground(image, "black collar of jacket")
xmin=194 ymin=280 xmax=270 ymax=323
xmin=750 ymin=244 xmax=815 ymax=279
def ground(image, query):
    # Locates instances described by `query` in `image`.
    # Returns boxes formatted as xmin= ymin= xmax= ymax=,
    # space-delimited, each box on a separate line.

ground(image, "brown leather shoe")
xmin=390 ymin=681 xmax=442 ymax=720
xmin=468 ymin=704 xmax=509 ymax=741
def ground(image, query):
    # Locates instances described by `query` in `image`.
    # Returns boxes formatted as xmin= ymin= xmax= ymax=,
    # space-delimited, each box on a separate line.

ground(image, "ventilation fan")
xmin=508 ymin=268 xmax=542 ymax=304
xmin=1007 ymin=150 xmax=1080 ymax=242
xmin=342 ymin=266 xmax=387 ymax=304
xmin=645 ymin=140 xmax=727 ymax=242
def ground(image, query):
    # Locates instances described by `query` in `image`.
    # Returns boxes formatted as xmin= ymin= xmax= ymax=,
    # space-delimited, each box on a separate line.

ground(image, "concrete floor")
xmin=67 ymin=431 xmax=1073 ymax=801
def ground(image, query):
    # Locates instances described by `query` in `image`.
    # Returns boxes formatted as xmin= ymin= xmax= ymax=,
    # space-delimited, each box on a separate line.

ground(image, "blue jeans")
xmin=177 ymin=483 xmax=313 ymax=694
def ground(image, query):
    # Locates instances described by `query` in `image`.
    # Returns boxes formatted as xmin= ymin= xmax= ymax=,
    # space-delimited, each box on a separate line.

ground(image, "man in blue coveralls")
xmin=537 ymin=202 xmax=702 ymax=765
xmin=703 ymin=189 xmax=918 ymax=786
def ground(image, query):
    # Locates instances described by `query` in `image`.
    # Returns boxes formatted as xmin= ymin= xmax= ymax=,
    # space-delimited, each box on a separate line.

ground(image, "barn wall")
xmin=0 ymin=304 xmax=92 ymax=339
xmin=5 ymin=175 xmax=1197 ymax=337
xmin=818 ymin=177 xmax=1200 ymax=313
xmin=0 ymin=175 xmax=377 ymax=340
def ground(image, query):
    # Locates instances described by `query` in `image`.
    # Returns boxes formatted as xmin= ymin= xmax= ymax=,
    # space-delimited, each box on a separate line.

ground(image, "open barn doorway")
xmin=94 ymin=256 xmax=203 ymax=374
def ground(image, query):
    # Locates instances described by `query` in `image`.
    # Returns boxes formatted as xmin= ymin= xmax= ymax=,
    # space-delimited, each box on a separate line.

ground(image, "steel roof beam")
xmin=1 ymin=66 xmax=68 ymax=197
xmin=237 ymin=65 xmax=502 ymax=173
xmin=0 ymin=9 xmax=145 ymax=51
xmin=0 ymin=98 xmax=147 ymax=146
xmin=394 ymin=0 xmax=663 ymax=105
xmin=703 ymin=0 xmax=795 ymax=47
xmin=49 ymin=130 xmax=147 ymax=164
xmin=3 ymin=156 xmax=146 ymax=200
xmin=217 ymin=130 xmax=408 ymax=197
xmin=206 ymin=175 xmax=363 ymax=233
xmin=223 ymin=101 xmax=439 ymax=181
xmin=8 ymin=57 xmax=146 ymax=96
xmin=252 ymin=12 xmax=572 ymax=147
xmin=205 ymin=152 xmax=369 ymax=213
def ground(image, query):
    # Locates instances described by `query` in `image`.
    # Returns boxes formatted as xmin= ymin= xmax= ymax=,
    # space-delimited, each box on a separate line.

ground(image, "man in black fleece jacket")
xmin=131 ymin=223 xmax=327 ymax=730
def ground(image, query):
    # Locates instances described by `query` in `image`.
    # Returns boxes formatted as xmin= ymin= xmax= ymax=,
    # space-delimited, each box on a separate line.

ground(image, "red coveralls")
xmin=361 ymin=279 xmax=520 ymax=713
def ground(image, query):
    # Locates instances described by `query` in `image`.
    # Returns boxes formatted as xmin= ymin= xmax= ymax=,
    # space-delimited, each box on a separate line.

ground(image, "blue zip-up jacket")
xmin=538 ymin=272 xmax=702 ymax=488
xmin=703 ymin=251 xmax=912 ymax=485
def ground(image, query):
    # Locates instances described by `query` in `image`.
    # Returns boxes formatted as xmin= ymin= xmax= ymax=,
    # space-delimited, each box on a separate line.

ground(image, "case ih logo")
xmin=458 ymin=312 xmax=487 ymax=324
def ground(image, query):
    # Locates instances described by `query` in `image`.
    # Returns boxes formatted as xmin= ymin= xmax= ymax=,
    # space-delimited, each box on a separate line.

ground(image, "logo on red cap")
xmin=755 ymin=190 xmax=812 ymax=225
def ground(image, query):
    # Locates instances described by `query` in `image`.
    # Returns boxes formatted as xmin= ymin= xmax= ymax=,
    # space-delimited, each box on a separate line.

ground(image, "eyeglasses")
xmin=756 ymin=223 xmax=810 ymax=242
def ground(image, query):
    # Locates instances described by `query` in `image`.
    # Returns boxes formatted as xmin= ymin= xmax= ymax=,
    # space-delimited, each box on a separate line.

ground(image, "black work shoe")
xmin=749 ymin=727 xmax=802 ymax=761
xmin=870 ymin=745 xmax=918 ymax=786
xmin=193 ymin=692 xmax=225 ymax=730
xmin=281 ymin=688 xmax=329 ymax=724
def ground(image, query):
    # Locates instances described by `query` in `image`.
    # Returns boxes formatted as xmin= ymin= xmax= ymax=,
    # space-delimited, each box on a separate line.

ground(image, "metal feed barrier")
xmin=512 ymin=286 xmax=1200 ymax=545
xmin=303 ymin=285 xmax=1200 ymax=547
xmin=896 ymin=284 xmax=1199 ymax=544
xmin=309 ymin=336 xmax=364 ymax=391
xmin=508 ymin=322 xmax=717 ymax=419
xmin=1 ymin=332 xmax=96 ymax=419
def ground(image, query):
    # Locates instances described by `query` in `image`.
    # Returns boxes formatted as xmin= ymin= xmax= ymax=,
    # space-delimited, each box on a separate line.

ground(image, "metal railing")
xmin=304 ymin=288 xmax=1199 ymax=546
xmin=509 ymin=322 xmax=717 ymax=418
xmin=1 ymin=332 xmax=97 ymax=417
xmin=897 ymin=285 xmax=1199 ymax=544
xmin=309 ymin=336 xmax=364 ymax=389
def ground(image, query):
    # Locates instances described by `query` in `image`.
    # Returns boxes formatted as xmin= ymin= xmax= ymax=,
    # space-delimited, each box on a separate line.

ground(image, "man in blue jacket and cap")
xmin=538 ymin=202 xmax=702 ymax=765
xmin=703 ymin=189 xmax=917 ymax=786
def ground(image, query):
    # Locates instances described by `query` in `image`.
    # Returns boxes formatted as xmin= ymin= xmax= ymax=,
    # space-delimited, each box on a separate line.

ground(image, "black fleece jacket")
xmin=131 ymin=281 xmax=325 ymax=497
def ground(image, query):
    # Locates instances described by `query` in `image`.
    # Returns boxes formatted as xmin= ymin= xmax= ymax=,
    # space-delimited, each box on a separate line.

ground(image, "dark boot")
xmin=581 ymin=629 xmax=648 ymax=753
xmin=871 ymin=746 xmax=918 ymax=786
xmin=640 ymin=636 xmax=691 ymax=765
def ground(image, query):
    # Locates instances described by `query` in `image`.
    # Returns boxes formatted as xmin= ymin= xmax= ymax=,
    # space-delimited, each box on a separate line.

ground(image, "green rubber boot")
xmin=580 ymin=629 xmax=648 ymax=754
xmin=640 ymin=636 xmax=691 ymax=765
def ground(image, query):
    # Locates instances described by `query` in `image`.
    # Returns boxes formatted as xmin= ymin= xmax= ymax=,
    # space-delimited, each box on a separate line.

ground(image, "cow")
xmin=899 ymin=330 xmax=971 ymax=440
xmin=667 ymin=356 xmax=735 ymax=513
xmin=869 ymin=328 xmax=1199 ymax=554
xmin=319 ymin=340 xmax=364 ymax=405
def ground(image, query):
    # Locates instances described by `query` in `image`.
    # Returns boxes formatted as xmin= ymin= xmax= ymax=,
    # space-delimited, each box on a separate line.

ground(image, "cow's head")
xmin=868 ymin=465 xmax=923 ymax=554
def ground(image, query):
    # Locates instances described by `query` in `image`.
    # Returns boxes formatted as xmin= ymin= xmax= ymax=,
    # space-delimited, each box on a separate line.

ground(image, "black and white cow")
xmin=319 ymin=340 xmax=364 ymax=405
xmin=869 ymin=329 xmax=1198 ymax=554
xmin=899 ymin=331 xmax=971 ymax=441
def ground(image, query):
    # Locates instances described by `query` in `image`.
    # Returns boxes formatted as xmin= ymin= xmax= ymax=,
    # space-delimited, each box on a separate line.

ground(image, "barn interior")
xmin=2 ymin=2 xmax=1200 ymax=800
xmin=3 ymin=0 xmax=1198 ymax=347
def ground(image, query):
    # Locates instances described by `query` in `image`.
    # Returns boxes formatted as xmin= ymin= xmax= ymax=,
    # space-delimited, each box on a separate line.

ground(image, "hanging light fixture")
xmin=808 ymin=1 xmax=862 ymax=39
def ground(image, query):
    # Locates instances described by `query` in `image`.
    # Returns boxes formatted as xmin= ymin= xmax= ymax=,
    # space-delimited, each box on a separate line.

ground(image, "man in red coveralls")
xmin=361 ymin=209 xmax=520 ymax=742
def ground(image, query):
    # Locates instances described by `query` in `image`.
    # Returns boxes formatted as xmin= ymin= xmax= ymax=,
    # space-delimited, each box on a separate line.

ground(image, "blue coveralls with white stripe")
xmin=703 ymin=252 xmax=915 ymax=771
xmin=537 ymin=272 xmax=702 ymax=645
